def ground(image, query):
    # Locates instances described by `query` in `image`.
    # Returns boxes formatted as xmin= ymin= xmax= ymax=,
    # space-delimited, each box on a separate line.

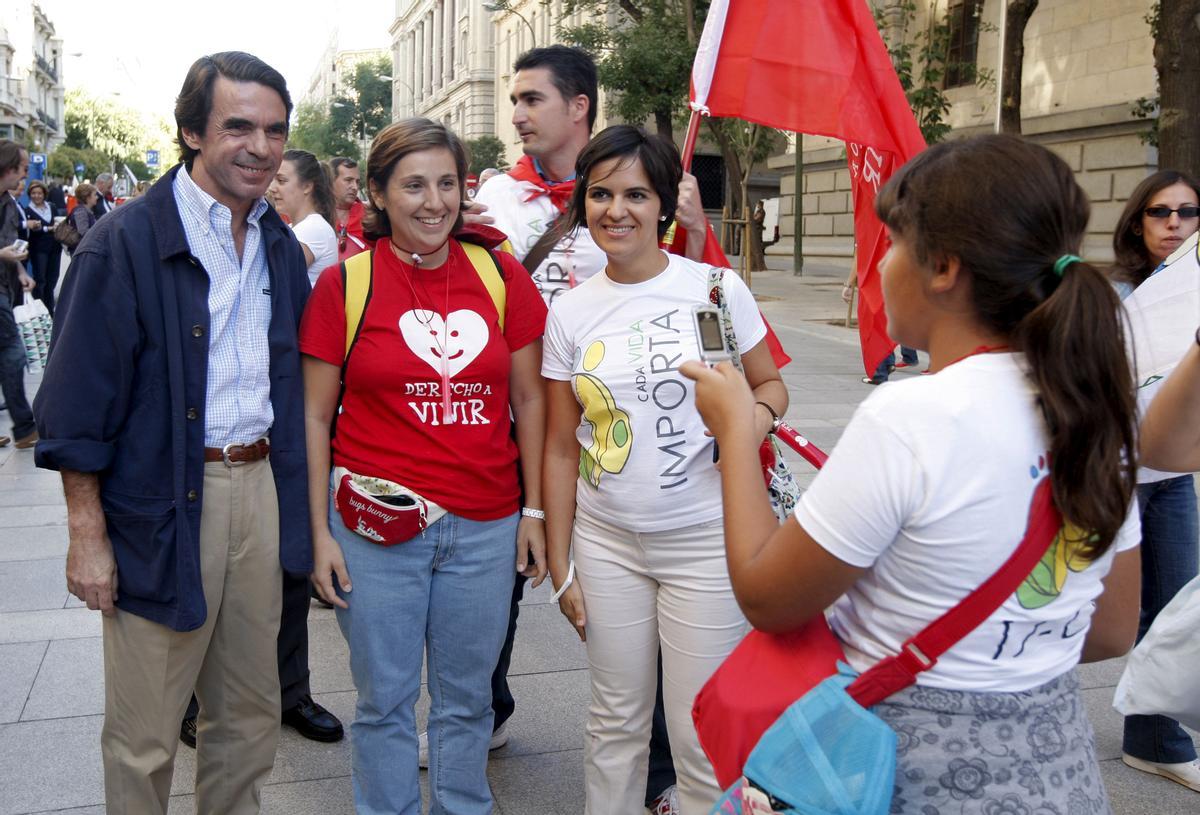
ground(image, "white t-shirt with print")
xmin=475 ymin=173 xmax=607 ymax=307
xmin=796 ymin=353 xmax=1140 ymax=692
xmin=543 ymin=253 xmax=766 ymax=533
xmin=291 ymin=212 xmax=339 ymax=287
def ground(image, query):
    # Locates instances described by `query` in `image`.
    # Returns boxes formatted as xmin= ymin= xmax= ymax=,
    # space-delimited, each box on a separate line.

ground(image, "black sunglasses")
xmin=1144 ymin=205 xmax=1200 ymax=219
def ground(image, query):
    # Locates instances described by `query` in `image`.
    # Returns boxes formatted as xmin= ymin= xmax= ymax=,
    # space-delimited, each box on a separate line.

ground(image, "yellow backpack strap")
xmin=461 ymin=241 xmax=506 ymax=333
xmin=342 ymin=251 xmax=374 ymax=359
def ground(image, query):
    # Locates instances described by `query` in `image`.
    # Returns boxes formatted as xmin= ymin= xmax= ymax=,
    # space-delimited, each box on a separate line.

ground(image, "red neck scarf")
xmin=508 ymin=155 xmax=575 ymax=213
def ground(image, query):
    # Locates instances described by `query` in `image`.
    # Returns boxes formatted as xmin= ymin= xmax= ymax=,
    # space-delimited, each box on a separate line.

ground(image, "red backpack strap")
xmin=848 ymin=477 xmax=1063 ymax=707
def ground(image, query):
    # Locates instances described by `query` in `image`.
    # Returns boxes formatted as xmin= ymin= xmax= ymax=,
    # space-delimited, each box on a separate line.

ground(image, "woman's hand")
xmin=680 ymin=360 xmax=758 ymax=445
xmin=310 ymin=530 xmax=351 ymax=610
xmin=556 ymin=580 xmax=587 ymax=642
xmin=516 ymin=515 xmax=547 ymax=587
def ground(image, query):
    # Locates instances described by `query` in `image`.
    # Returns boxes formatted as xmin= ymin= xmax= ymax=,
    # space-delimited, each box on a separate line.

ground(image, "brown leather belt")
xmin=203 ymin=439 xmax=270 ymax=466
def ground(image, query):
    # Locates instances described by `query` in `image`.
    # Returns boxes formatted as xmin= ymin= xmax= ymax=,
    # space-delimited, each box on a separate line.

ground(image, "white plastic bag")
xmin=13 ymin=293 xmax=52 ymax=373
xmin=1113 ymin=573 xmax=1200 ymax=730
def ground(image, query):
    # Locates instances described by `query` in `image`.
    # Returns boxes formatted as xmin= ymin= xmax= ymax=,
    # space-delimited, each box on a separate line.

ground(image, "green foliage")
xmin=289 ymin=100 xmax=360 ymax=162
xmin=466 ymin=136 xmax=511 ymax=175
xmin=1132 ymin=95 xmax=1159 ymax=147
xmin=46 ymin=145 xmax=110 ymax=181
xmin=559 ymin=0 xmax=696 ymax=137
xmin=874 ymin=0 xmax=994 ymax=144
xmin=351 ymin=56 xmax=394 ymax=141
xmin=707 ymin=118 xmax=782 ymax=167
xmin=63 ymin=89 xmax=148 ymax=165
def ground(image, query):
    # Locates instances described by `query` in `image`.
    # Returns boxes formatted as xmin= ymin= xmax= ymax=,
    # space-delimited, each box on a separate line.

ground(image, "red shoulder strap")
xmin=847 ymin=477 xmax=1062 ymax=707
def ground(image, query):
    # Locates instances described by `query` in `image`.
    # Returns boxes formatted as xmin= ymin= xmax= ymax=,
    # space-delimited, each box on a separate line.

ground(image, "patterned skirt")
xmin=874 ymin=670 xmax=1110 ymax=815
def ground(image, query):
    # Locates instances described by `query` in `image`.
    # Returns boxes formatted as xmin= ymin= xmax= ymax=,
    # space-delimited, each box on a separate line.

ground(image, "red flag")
xmin=690 ymin=0 xmax=926 ymax=375
xmin=666 ymin=221 xmax=793 ymax=369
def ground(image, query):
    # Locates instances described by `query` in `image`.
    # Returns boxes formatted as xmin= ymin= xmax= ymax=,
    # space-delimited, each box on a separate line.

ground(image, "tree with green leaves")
xmin=289 ymin=100 xmax=360 ymax=161
xmin=467 ymin=136 xmax=511 ymax=175
xmin=63 ymin=88 xmax=151 ymax=172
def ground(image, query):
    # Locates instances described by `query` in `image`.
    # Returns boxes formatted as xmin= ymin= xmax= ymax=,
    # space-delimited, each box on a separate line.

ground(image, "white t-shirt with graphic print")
xmin=542 ymin=252 xmax=766 ymax=533
xmin=796 ymin=353 xmax=1140 ymax=692
xmin=475 ymin=172 xmax=608 ymax=307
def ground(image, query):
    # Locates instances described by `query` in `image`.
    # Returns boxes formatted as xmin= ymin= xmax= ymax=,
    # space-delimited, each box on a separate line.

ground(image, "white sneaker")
xmin=1122 ymin=753 xmax=1200 ymax=792
xmin=647 ymin=784 xmax=680 ymax=815
xmin=418 ymin=721 xmax=511 ymax=769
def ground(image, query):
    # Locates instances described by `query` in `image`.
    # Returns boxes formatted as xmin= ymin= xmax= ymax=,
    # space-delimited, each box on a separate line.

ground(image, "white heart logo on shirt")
xmin=398 ymin=309 xmax=489 ymax=378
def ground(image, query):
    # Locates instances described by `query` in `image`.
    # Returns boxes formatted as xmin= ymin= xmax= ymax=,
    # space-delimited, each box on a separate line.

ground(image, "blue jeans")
xmin=1123 ymin=475 xmax=1199 ymax=764
xmin=0 ymin=295 xmax=34 ymax=438
xmin=329 ymin=496 xmax=518 ymax=814
xmin=871 ymin=346 xmax=918 ymax=380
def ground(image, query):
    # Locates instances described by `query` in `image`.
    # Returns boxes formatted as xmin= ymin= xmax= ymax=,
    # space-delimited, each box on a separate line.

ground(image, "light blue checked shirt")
xmin=173 ymin=166 xmax=273 ymax=448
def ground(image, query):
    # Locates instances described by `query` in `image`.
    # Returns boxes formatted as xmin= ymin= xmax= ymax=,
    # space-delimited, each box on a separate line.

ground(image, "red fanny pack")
xmin=332 ymin=468 xmax=446 ymax=546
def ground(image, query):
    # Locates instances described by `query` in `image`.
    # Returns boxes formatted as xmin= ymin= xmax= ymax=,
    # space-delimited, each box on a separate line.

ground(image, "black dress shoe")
xmin=282 ymin=694 xmax=344 ymax=742
xmin=180 ymin=715 xmax=197 ymax=749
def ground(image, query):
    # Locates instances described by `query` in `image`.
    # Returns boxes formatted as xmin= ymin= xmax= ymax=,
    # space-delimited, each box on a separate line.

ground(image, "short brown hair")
xmin=26 ymin=180 xmax=48 ymax=197
xmin=0 ymin=139 xmax=25 ymax=175
xmin=363 ymin=118 xmax=468 ymax=240
xmin=73 ymin=183 xmax=96 ymax=206
xmin=1111 ymin=170 xmax=1200 ymax=286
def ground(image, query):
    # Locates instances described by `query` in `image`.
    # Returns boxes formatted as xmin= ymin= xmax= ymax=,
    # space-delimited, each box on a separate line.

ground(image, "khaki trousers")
xmin=101 ymin=459 xmax=283 ymax=815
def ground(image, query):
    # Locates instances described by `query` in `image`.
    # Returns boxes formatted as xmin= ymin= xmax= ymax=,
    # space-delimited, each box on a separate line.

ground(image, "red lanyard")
xmin=943 ymin=344 xmax=1011 ymax=369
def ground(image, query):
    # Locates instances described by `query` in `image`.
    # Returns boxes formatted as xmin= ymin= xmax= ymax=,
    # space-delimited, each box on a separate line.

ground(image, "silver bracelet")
xmin=550 ymin=561 xmax=575 ymax=602
xmin=521 ymin=507 xmax=545 ymax=520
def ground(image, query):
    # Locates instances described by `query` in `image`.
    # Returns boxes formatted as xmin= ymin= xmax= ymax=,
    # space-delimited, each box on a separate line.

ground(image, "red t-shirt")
xmin=300 ymin=240 xmax=547 ymax=520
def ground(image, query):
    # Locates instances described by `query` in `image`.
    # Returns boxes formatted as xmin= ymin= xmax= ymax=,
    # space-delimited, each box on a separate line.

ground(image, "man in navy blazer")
xmin=34 ymin=52 xmax=313 ymax=815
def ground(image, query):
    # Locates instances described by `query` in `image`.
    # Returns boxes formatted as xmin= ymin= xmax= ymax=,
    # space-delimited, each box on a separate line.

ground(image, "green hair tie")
xmin=1053 ymin=254 xmax=1083 ymax=277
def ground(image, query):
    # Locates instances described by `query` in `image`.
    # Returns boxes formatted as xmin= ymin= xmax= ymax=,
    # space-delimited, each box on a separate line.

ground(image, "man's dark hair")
xmin=513 ymin=45 xmax=598 ymax=131
xmin=330 ymin=157 xmax=358 ymax=177
xmin=174 ymin=51 xmax=292 ymax=169
xmin=0 ymin=139 xmax=25 ymax=175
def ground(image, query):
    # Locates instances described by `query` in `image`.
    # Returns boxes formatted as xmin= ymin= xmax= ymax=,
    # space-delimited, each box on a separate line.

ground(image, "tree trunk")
xmin=743 ymin=126 xmax=766 ymax=273
xmin=999 ymin=0 xmax=1038 ymax=134
xmin=655 ymin=108 xmax=674 ymax=142
xmin=706 ymin=120 xmax=745 ymax=254
xmin=1156 ymin=0 xmax=1200 ymax=177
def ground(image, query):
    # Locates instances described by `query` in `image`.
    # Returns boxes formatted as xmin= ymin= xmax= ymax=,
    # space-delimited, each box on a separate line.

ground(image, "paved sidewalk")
xmin=1 ymin=266 xmax=1195 ymax=813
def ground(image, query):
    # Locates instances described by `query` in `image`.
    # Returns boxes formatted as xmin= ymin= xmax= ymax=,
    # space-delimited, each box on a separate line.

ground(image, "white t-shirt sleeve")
xmin=794 ymin=397 xmax=926 ymax=568
xmin=722 ymin=270 xmax=768 ymax=354
xmin=291 ymin=214 xmax=339 ymax=286
xmin=541 ymin=302 xmax=574 ymax=381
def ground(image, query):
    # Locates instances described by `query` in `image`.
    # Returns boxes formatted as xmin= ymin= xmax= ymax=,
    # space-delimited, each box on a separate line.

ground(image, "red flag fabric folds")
xmin=691 ymin=0 xmax=926 ymax=375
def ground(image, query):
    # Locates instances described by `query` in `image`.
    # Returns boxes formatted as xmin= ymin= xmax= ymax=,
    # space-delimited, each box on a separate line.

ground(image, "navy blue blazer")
xmin=33 ymin=164 xmax=312 ymax=632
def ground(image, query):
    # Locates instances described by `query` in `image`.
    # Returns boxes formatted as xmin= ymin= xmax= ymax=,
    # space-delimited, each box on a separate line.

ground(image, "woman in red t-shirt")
xmin=300 ymin=119 xmax=548 ymax=813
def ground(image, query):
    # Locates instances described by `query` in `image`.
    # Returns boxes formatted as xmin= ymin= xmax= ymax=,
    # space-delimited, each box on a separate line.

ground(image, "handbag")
xmin=706 ymin=267 xmax=801 ymax=522
xmin=1113 ymin=572 xmax=1200 ymax=731
xmin=332 ymin=467 xmax=447 ymax=546
xmin=695 ymin=476 xmax=1063 ymax=812
xmin=54 ymin=214 xmax=81 ymax=250
xmin=13 ymin=293 xmax=52 ymax=373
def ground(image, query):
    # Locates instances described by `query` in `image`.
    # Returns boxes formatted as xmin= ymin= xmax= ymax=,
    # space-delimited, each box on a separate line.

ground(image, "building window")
xmin=944 ymin=0 xmax=983 ymax=89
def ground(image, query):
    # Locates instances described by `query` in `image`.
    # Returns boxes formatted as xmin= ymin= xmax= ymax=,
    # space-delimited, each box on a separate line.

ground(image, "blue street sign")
xmin=30 ymin=153 xmax=45 ymax=164
xmin=146 ymin=149 xmax=159 ymax=167
xmin=28 ymin=153 xmax=45 ymax=181
xmin=74 ymin=162 xmax=85 ymax=175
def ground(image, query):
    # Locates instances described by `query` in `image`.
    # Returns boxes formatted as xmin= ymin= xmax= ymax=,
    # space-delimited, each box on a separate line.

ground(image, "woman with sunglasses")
xmin=1111 ymin=169 xmax=1200 ymax=792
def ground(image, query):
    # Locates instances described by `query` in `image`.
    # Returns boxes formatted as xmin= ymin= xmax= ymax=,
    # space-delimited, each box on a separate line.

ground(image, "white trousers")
xmin=574 ymin=508 xmax=748 ymax=815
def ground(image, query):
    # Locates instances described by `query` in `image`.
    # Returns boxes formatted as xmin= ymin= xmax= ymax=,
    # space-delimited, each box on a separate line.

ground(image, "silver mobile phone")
xmin=10 ymin=239 xmax=27 ymax=254
xmin=693 ymin=304 xmax=731 ymax=366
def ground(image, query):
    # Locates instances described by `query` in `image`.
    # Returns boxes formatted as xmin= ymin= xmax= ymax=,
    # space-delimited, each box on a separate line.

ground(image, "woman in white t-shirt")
xmin=684 ymin=135 xmax=1142 ymax=814
xmin=269 ymin=149 xmax=338 ymax=286
xmin=542 ymin=126 xmax=787 ymax=814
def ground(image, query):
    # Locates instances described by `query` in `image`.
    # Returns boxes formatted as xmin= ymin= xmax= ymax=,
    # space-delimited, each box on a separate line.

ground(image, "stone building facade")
xmin=770 ymin=0 xmax=1159 ymax=266
xmin=0 ymin=3 xmax=64 ymax=152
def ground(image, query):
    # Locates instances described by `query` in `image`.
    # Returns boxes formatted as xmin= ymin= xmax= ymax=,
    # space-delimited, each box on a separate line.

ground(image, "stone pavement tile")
xmin=1084 ymin=684 xmax=1125 ymax=762
xmin=0 ymin=489 xmax=67 ymax=508
xmin=0 ymin=506 xmax=67 ymax=528
xmin=0 ymin=641 xmax=46 ymax=723
xmin=0 ymin=608 xmax=101 ymax=645
xmin=22 ymin=638 xmax=104 ymax=721
xmin=489 ymin=747 xmax=585 ymax=815
xmin=307 ymin=614 xmax=354 ymax=695
xmin=494 ymin=668 xmax=590 ymax=760
xmin=25 ymin=807 xmax=105 ymax=814
xmin=1078 ymin=656 xmax=1128 ymax=690
xmin=507 ymin=603 xmax=588 ymax=676
xmin=0 ymin=471 xmax=67 ymax=491
xmin=260 ymin=776 xmax=359 ymax=815
xmin=0 ymin=714 xmax=105 ymax=815
xmin=1101 ymin=756 xmax=1200 ymax=813
xmin=0 ymin=559 xmax=67 ymax=612
xmin=0 ymin=451 xmax=41 ymax=477
xmin=0 ymin=525 xmax=68 ymax=562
